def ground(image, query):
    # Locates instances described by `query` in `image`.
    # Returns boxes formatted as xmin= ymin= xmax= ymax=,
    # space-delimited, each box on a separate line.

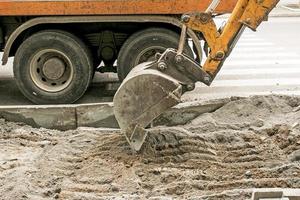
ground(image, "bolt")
xmin=175 ymin=55 xmax=184 ymax=63
xmin=181 ymin=15 xmax=190 ymax=23
xmin=215 ymin=51 xmax=225 ymax=60
xmin=204 ymin=76 xmax=211 ymax=83
xmin=157 ymin=62 xmax=167 ymax=71
xmin=200 ymin=15 xmax=208 ymax=23
xmin=186 ymin=84 xmax=195 ymax=91
xmin=198 ymin=13 xmax=211 ymax=24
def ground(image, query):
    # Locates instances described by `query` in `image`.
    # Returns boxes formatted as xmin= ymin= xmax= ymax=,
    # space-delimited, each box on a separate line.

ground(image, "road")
xmin=278 ymin=0 xmax=298 ymax=5
xmin=183 ymin=17 xmax=300 ymax=101
xmin=1 ymin=17 xmax=300 ymax=105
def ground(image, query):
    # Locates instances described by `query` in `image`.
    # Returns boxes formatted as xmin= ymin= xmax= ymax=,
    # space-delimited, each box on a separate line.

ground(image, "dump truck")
xmin=0 ymin=0 xmax=236 ymax=104
xmin=0 ymin=0 xmax=279 ymax=150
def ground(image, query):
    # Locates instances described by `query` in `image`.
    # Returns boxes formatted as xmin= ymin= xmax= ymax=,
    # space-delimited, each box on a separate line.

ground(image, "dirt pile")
xmin=0 ymin=95 xmax=300 ymax=199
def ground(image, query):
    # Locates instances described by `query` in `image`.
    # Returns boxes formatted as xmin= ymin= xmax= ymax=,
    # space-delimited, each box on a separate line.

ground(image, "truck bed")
xmin=0 ymin=0 xmax=237 ymax=16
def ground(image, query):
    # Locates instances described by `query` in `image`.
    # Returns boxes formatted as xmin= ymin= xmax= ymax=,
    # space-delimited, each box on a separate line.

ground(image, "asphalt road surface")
xmin=184 ymin=17 xmax=300 ymax=101
xmin=1 ymin=17 xmax=300 ymax=105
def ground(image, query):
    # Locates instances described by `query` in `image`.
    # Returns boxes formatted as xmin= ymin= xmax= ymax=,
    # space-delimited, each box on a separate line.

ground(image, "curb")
xmin=0 ymin=99 xmax=230 ymax=130
xmin=0 ymin=103 xmax=116 ymax=130
xmin=252 ymin=188 xmax=300 ymax=200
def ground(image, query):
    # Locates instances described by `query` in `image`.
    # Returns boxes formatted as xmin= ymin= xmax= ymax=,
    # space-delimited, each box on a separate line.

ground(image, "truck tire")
xmin=117 ymin=28 xmax=194 ymax=80
xmin=14 ymin=30 xmax=93 ymax=104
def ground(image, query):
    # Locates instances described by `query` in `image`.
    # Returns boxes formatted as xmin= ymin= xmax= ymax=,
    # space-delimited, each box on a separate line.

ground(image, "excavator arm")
xmin=113 ymin=0 xmax=280 ymax=151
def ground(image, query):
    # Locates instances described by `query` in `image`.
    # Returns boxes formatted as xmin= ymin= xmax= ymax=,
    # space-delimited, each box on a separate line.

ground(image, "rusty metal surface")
xmin=0 ymin=0 xmax=237 ymax=16
xmin=1 ymin=15 xmax=202 ymax=65
xmin=240 ymin=0 xmax=280 ymax=30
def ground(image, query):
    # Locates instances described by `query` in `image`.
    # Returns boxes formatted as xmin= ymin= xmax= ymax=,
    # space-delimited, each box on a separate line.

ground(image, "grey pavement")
xmin=1 ymin=16 xmax=300 ymax=105
xmin=0 ymin=76 xmax=115 ymax=105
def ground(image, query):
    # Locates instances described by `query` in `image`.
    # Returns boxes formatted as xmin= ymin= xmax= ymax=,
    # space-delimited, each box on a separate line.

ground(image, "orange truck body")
xmin=0 ymin=0 xmax=237 ymax=16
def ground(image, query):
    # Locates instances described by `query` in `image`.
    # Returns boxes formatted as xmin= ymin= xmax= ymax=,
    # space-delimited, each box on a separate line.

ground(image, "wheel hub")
xmin=30 ymin=49 xmax=73 ymax=93
xmin=42 ymin=58 xmax=66 ymax=80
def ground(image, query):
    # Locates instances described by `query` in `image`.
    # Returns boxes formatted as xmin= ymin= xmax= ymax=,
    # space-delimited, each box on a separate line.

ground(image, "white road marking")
xmin=210 ymin=78 xmax=300 ymax=87
xmin=225 ymin=59 xmax=300 ymax=65
xmin=188 ymin=32 xmax=300 ymax=100
xmin=219 ymin=68 xmax=300 ymax=75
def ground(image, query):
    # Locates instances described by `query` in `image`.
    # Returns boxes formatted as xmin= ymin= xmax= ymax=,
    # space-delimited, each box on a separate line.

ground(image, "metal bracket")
xmin=149 ymin=49 xmax=212 ymax=88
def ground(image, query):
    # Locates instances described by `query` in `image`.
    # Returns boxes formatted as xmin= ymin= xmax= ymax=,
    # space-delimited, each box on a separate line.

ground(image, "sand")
xmin=0 ymin=95 xmax=299 ymax=199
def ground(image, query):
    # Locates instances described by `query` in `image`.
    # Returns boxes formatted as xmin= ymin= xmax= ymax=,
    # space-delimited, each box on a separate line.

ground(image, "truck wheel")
xmin=117 ymin=28 xmax=193 ymax=80
xmin=14 ymin=30 xmax=93 ymax=104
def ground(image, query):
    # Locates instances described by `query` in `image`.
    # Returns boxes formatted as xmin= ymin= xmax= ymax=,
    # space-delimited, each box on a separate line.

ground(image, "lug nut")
xmin=157 ymin=62 xmax=167 ymax=71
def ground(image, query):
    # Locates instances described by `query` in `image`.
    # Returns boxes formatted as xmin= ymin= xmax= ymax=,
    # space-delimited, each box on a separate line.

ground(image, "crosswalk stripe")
xmin=240 ymin=35 xmax=258 ymax=38
xmin=210 ymin=78 xmax=300 ymax=87
xmin=231 ymin=47 xmax=285 ymax=52
xmin=236 ymin=42 xmax=275 ymax=46
xmin=216 ymin=73 xmax=300 ymax=80
xmin=238 ymin=38 xmax=265 ymax=42
xmin=219 ymin=68 xmax=300 ymax=75
xmin=223 ymin=64 xmax=300 ymax=70
xmin=225 ymin=59 xmax=300 ymax=65
xmin=229 ymin=52 xmax=298 ymax=57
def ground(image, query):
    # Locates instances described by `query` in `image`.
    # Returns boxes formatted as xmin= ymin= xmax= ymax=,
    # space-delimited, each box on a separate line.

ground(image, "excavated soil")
xmin=0 ymin=95 xmax=300 ymax=200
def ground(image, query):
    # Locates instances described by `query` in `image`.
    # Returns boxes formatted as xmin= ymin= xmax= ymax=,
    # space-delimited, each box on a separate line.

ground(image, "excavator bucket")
xmin=114 ymin=62 xmax=183 ymax=151
xmin=114 ymin=49 xmax=211 ymax=151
